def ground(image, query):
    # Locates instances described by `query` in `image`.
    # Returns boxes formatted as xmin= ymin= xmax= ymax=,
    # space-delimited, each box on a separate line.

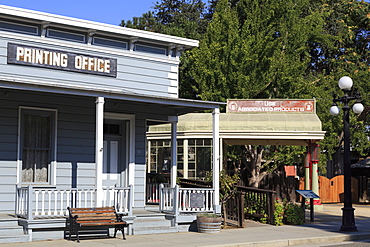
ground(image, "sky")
xmin=0 ymin=0 xmax=156 ymax=26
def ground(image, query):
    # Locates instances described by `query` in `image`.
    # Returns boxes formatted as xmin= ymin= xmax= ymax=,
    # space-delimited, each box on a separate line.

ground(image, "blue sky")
xmin=0 ymin=0 xmax=156 ymax=25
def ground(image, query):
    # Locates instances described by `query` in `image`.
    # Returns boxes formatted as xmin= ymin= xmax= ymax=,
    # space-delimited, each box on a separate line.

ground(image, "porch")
xmin=3 ymin=184 xmax=216 ymax=243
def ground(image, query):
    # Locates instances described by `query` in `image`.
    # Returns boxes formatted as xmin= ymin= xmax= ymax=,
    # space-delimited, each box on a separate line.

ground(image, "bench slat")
xmin=72 ymin=212 xmax=116 ymax=217
xmin=79 ymin=222 xmax=125 ymax=226
xmin=67 ymin=206 xmax=127 ymax=242
xmin=77 ymin=219 xmax=116 ymax=224
xmin=72 ymin=210 xmax=115 ymax=214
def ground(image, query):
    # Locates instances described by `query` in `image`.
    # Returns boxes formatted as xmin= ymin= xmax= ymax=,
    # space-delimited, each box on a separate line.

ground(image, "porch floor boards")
xmin=0 ymin=213 xmax=17 ymax=220
xmin=133 ymin=205 xmax=163 ymax=216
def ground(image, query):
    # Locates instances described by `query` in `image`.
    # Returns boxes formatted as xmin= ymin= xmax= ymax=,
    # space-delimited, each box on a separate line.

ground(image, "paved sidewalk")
xmin=2 ymin=204 xmax=370 ymax=247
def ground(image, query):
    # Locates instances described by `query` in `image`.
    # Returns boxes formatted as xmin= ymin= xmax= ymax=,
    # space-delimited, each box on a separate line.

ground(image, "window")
xmin=134 ymin=43 xmax=167 ymax=56
xmin=46 ymin=28 xmax=85 ymax=43
xmin=147 ymin=138 xmax=212 ymax=180
xmin=187 ymin=139 xmax=212 ymax=179
xmin=0 ymin=20 xmax=38 ymax=35
xmin=20 ymin=108 xmax=56 ymax=183
xmin=93 ymin=36 xmax=128 ymax=49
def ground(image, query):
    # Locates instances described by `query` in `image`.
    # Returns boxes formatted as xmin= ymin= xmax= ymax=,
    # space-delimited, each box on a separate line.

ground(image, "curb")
xmin=206 ymin=232 xmax=370 ymax=247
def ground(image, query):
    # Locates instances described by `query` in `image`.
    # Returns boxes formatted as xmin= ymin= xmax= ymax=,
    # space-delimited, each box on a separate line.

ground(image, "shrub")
xmin=273 ymin=200 xmax=284 ymax=226
xmin=283 ymin=203 xmax=305 ymax=225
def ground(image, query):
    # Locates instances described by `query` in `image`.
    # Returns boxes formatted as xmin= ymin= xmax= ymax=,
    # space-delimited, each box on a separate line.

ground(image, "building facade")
xmin=0 ymin=4 xmax=221 ymax=219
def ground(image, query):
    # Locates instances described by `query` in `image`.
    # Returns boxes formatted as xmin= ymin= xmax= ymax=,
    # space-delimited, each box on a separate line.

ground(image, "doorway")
xmin=103 ymin=120 xmax=128 ymax=188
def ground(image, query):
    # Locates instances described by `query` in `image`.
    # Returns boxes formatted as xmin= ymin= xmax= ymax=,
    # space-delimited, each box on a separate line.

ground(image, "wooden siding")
xmin=0 ymin=37 xmax=179 ymax=98
xmin=0 ymin=161 xmax=17 ymax=213
xmin=0 ymin=89 xmax=177 ymax=213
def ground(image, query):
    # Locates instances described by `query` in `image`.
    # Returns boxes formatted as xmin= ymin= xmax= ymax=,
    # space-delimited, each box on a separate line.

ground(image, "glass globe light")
xmin=338 ymin=76 xmax=353 ymax=90
xmin=352 ymin=102 xmax=364 ymax=114
xmin=330 ymin=104 xmax=340 ymax=116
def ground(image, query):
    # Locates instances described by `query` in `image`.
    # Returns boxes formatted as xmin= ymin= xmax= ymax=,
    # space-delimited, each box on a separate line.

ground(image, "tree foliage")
xmin=121 ymin=0 xmax=208 ymax=40
xmin=121 ymin=0 xmax=370 ymax=186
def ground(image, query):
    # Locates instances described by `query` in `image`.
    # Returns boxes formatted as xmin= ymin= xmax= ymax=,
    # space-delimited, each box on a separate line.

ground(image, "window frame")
xmin=17 ymin=107 xmax=57 ymax=185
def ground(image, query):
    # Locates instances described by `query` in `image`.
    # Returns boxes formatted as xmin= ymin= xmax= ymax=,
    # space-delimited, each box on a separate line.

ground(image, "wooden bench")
xmin=67 ymin=206 xmax=127 ymax=242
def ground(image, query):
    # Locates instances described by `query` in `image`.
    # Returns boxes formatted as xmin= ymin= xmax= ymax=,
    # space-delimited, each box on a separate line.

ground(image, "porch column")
xmin=169 ymin=116 xmax=178 ymax=188
xmin=304 ymin=151 xmax=310 ymax=190
xmin=212 ymin=107 xmax=220 ymax=210
xmin=310 ymin=142 xmax=321 ymax=208
xmin=95 ymin=97 xmax=105 ymax=207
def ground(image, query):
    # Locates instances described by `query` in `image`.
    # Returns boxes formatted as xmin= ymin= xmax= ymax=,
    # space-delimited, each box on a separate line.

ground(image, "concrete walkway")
xmin=2 ymin=204 xmax=370 ymax=247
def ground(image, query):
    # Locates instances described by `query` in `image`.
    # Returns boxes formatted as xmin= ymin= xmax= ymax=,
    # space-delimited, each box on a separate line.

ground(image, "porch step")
xmin=0 ymin=217 xmax=29 ymax=244
xmin=132 ymin=225 xmax=178 ymax=235
xmin=132 ymin=214 xmax=178 ymax=235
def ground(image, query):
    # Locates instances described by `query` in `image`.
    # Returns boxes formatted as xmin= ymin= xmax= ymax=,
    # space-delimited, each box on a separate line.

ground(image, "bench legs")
xmin=68 ymin=223 xmax=81 ymax=242
xmin=68 ymin=224 xmax=126 ymax=242
xmin=114 ymin=224 xmax=126 ymax=240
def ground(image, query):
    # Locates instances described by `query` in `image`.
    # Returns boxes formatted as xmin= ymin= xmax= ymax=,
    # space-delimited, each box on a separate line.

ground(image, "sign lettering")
xmin=227 ymin=99 xmax=315 ymax=113
xmin=8 ymin=43 xmax=117 ymax=77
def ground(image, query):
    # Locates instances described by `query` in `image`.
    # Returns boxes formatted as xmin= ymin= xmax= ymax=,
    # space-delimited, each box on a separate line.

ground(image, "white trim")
xmin=0 ymin=5 xmax=199 ymax=48
xmin=95 ymin=97 xmax=105 ymax=207
xmin=168 ymin=73 xmax=178 ymax=80
xmin=17 ymin=106 xmax=58 ymax=185
xmin=183 ymin=139 xmax=189 ymax=179
xmin=169 ymin=80 xmax=178 ymax=87
xmin=170 ymin=121 xmax=177 ymax=188
xmin=168 ymin=86 xmax=178 ymax=95
xmin=147 ymin=130 xmax=326 ymax=140
xmin=212 ymin=108 xmax=220 ymax=206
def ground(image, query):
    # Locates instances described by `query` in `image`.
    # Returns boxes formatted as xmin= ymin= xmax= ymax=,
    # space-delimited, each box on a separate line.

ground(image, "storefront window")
xmin=148 ymin=138 xmax=212 ymax=180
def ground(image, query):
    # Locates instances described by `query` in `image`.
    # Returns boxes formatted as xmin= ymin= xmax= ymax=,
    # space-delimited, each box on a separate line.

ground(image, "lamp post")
xmin=329 ymin=76 xmax=364 ymax=232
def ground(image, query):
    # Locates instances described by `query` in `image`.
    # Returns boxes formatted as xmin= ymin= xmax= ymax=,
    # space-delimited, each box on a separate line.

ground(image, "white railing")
xmin=15 ymin=185 xmax=133 ymax=220
xmin=178 ymin=188 xmax=214 ymax=212
xmin=159 ymin=184 xmax=215 ymax=215
xmin=146 ymin=183 xmax=169 ymax=203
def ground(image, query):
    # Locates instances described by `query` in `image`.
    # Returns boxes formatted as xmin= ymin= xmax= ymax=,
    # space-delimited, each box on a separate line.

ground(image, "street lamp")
xmin=330 ymin=76 xmax=364 ymax=232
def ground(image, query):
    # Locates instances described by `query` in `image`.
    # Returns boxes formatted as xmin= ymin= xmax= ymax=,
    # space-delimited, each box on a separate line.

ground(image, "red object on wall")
xmin=284 ymin=166 xmax=296 ymax=177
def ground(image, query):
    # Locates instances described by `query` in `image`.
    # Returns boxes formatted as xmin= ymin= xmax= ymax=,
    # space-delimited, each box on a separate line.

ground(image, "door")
xmin=103 ymin=121 xmax=128 ymax=188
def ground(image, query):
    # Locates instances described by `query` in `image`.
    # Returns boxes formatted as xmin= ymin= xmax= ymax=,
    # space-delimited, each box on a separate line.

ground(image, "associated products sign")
xmin=227 ymin=99 xmax=315 ymax=113
xmin=7 ymin=43 xmax=117 ymax=77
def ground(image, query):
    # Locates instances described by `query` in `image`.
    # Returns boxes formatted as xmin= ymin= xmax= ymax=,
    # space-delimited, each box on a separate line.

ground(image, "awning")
xmin=148 ymin=112 xmax=325 ymax=146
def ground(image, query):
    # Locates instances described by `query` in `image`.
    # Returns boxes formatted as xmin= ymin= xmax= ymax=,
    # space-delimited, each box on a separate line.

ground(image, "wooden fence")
xmin=223 ymin=186 xmax=276 ymax=227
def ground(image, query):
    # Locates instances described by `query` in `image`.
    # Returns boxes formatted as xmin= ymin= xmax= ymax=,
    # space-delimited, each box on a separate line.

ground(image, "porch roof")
xmin=147 ymin=112 xmax=326 ymax=146
xmin=0 ymin=76 xmax=224 ymax=115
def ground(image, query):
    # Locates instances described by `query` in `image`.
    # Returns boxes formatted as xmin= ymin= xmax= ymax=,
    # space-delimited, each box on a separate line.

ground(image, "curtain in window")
xmin=22 ymin=113 xmax=51 ymax=183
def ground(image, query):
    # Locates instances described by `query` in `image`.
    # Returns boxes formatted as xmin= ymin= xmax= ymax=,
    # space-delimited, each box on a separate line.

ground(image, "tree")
xmin=120 ymin=0 xmax=208 ymax=40
xmin=304 ymin=0 xmax=370 ymax=168
xmin=120 ymin=0 xmax=370 ymax=187
xmin=184 ymin=0 xmax=327 ymax=187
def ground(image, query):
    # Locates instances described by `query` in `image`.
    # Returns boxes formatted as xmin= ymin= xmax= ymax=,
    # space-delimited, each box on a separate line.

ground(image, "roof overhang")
xmin=0 ymin=76 xmax=223 ymax=115
xmin=147 ymin=112 xmax=326 ymax=146
xmin=0 ymin=5 xmax=199 ymax=49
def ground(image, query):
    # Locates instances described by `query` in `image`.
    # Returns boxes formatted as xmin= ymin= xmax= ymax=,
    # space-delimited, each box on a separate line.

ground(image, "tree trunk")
xmin=243 ymin=145 xmax=268 ymax=188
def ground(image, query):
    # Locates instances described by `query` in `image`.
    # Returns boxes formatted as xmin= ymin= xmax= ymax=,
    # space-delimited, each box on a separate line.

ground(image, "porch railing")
xmin=146 ymin=183 xmax=169 ymax=203
xmin=15 ymin=185 xmax=133 ymax=220
xmin=237 ymin=185 xmax=276 ymax=225
xmin=159 ymin=184 xmax=215 ymax=215
xmin=223 ymin=191 xmax=245 ymax=227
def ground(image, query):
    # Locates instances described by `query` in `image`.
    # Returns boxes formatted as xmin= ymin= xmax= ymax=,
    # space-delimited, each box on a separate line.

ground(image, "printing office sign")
xmin=227 ymin=99 xmax=315 ymax=113
xmin=7 ymin=43 xmax=117 ymax=77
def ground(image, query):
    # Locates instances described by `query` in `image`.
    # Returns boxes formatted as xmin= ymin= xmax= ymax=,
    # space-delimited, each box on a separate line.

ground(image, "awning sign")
xmin=227 ymin=99 xmax=315 ymax=113
xmin=7 ymin=43 xmax=117 ymax=77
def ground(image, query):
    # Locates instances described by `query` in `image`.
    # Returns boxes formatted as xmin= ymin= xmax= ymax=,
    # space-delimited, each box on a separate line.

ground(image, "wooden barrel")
xmin=196 ymin=215 xmax=222 ymax=233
